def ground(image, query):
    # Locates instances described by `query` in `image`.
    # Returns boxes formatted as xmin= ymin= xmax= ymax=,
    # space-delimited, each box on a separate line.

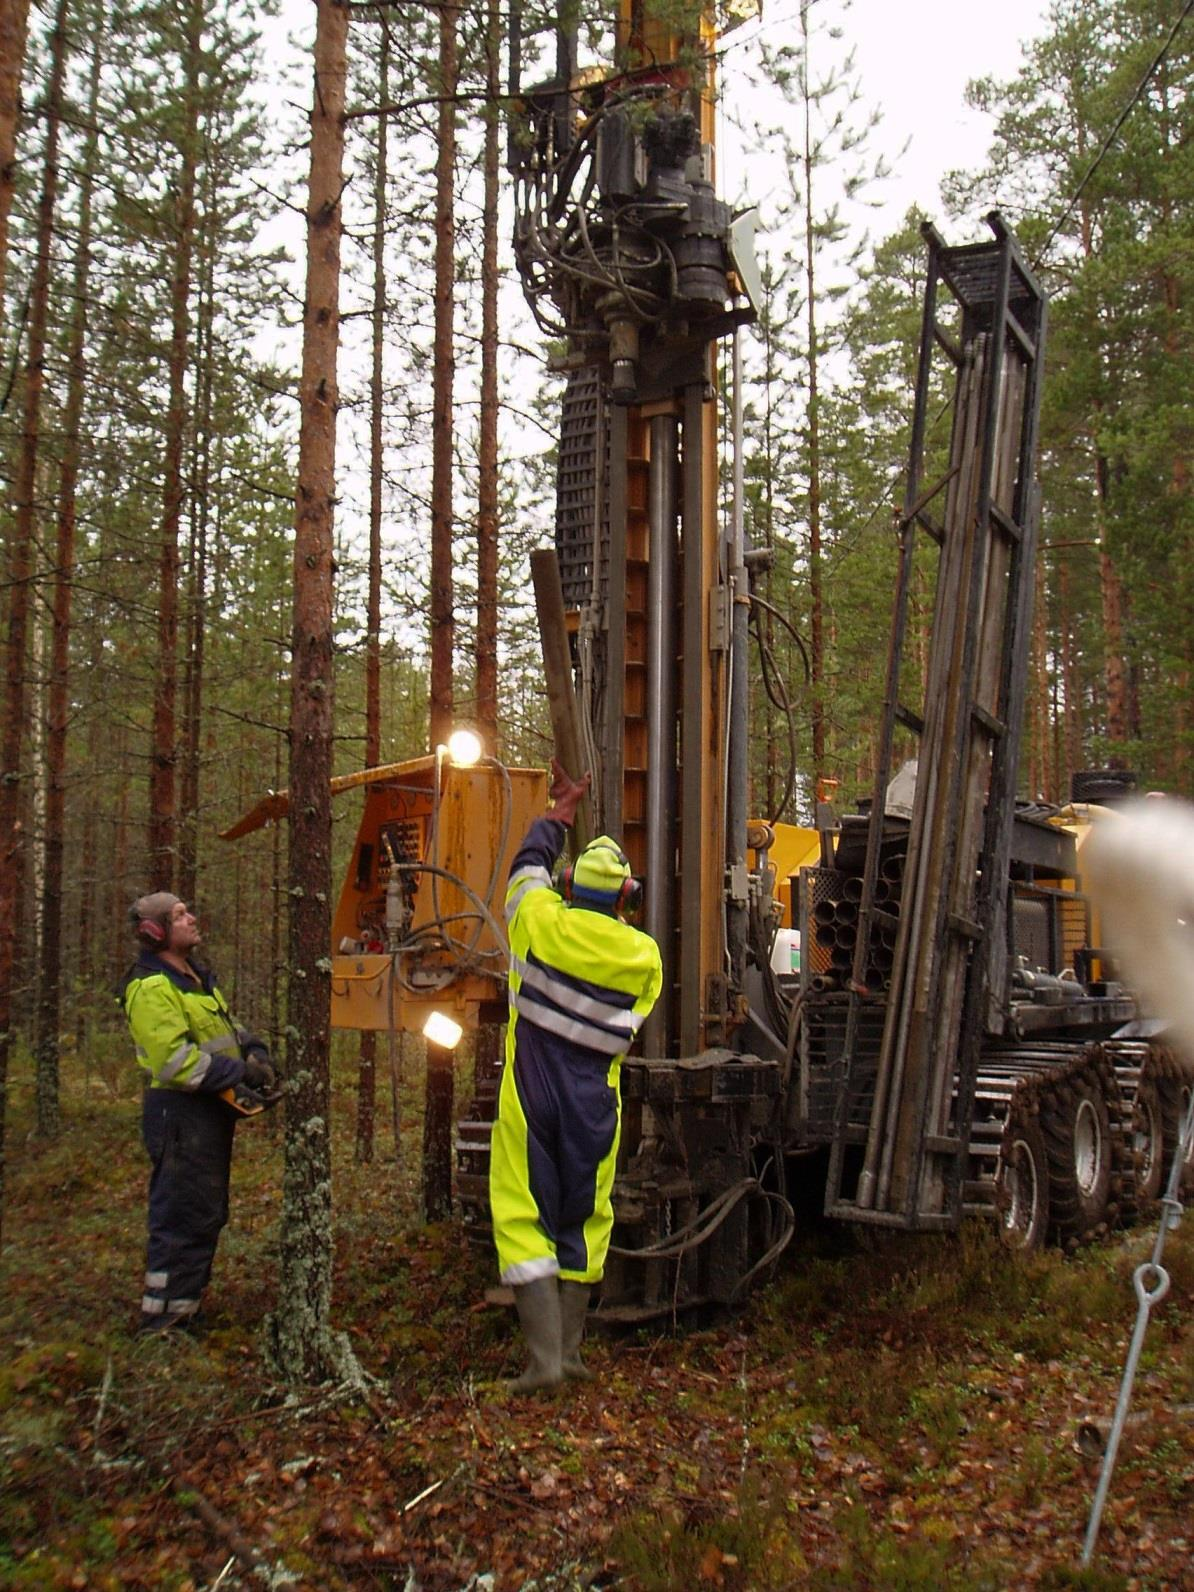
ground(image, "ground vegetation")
xmin=1 ymin=1059 xmax=1190 ymax=1589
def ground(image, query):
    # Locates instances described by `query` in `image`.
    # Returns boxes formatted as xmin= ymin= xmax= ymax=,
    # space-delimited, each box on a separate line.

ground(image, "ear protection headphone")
xmin=128 ymin=899 xmax=175 ymax=947
xmin=560 ymin=841 xmax=644 ymax=919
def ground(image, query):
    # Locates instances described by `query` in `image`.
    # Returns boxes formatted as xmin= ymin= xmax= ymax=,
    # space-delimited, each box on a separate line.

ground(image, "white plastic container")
xmin=770 ymin=927 xmax=801 ymax=976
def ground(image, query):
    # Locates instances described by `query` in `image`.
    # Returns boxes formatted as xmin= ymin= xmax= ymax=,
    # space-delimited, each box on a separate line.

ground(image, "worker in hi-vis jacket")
xmin=120 ymin=892 xmax=276 ymax=1333
xmin=489 ymin=759 xmax=663 ymax=1392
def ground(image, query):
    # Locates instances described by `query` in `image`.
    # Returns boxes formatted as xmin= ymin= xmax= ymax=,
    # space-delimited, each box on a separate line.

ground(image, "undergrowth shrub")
xmin=805 ymin=1501 xmax=1003 ymax=1590
xmin=607 ymin=1470 xmax=803 ymax=1590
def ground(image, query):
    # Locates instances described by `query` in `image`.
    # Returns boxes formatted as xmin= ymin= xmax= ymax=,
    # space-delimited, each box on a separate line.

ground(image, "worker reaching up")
xmin=490 ymin=758 xmax=663 ymax=1392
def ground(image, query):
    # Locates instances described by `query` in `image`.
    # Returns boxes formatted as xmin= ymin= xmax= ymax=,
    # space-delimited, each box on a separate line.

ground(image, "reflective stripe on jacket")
xmin=121 ymin=953 xmax=246 ymax=1093
xmin=492 ymin=817 xmax=663 ymax=1284
xmin=504 ymin=818 xmax=662 ymax=1074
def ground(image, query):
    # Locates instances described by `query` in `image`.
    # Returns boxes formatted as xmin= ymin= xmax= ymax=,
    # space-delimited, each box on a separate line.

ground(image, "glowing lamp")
xmin=422 ymin=1010 xmax=464 ymax=1051
xmin=446 ymin=729 xmax=482 ymax=767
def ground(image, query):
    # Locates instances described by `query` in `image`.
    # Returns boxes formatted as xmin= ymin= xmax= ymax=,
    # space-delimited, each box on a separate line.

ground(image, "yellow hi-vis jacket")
xmin=121 ymin=952 xmax=251 ymax=1093
xmin=490 ymin=817 xmax=662 ymax=1285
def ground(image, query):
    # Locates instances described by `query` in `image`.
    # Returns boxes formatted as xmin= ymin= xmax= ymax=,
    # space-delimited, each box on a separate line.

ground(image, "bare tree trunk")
xmin=178 ymin=155 xmax=217 ymax=904
xmin=1 ymin=0 xmax=71 ymax=1191
xmin=422 ymin=1039 xmax=454 ymax=1221
xmin=428 ymin=0 xmax=456 ymax=750
xmin=365 ymin=23 xmax=387 ymax=774
xmin=273 ymin=0 xmax=350 ymax=1385
xmin=0 ymin=0 xmax=30 ymax=317
xmin=269 ymin=729 xmax=284 ymax=1141
xmin=475 ymin=0 xmax=500 ymax=746
xmin=1095 ymin=453 xmax=1128 ymax=757
xmin=1057 ymin=557 xmax=1081 ymax=791
xmin=148 ymin=0 xmax=202 ymax=889
xmin=423 ymin=0 xmax=458 ymax=1221
xmin=356 ymin=15 xmax=391 ymax=1167
xmin=800 ymin=1 xmax=824 ymax=777
xmin=1028 ymin=559 xmax=1049 ymax=801
xmin=760 ymin=282 xmax=777 ymax=819
xmin=37 ymin=0 xmax=101 ymax=1135
xmin=112 ymin=718 xmax=130 ymax=964
xmin=75 ymin=636 xmax=101 ymax=1053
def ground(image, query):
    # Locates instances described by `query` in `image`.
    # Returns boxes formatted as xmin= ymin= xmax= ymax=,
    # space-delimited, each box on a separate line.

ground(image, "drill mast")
xmin=510 ymin=0 xmax=759 ymax=1058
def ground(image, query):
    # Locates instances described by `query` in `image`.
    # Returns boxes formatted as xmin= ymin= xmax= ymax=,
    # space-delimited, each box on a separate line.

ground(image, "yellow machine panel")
xmin=221 ymin=753 xmax=548 ymax=1037
xmin=330 ymin=756 xmax=548 ymax=1033
xmin=768 ymin=822 xmax=822 ymax=930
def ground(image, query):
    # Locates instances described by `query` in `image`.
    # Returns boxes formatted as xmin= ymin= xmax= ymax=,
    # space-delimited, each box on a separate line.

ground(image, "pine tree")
xmin=0 ymin=0 xmax=30 ymax=316
xmin=36 ymin=0 xmax=104 ymax=1136
xmin=946 ymin=0 xmax=1193 ymax=790
xmin=273 ymin=0 xmax=352 ymax=1385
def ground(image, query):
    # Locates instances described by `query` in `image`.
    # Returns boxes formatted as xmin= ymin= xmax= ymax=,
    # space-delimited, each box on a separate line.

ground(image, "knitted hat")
xmin=572 ymin=836 xmax=631 ymax=900
xmin=130 ymin=891 xmax=182 ymax=947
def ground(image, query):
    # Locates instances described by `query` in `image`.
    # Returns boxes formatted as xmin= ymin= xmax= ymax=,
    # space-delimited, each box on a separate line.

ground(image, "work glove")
xmin=242 ymin=1053 xmax=277 ymax=1093
xmin=547 ymin=757 xmax=591 ymax=827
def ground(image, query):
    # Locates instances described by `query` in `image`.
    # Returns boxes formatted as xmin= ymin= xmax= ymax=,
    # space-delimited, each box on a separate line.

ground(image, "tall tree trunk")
xmin=423 ymin=0 xmax=458 ymax=1222
xmin=1029 ymin=558 xmax=1050 ymax=802
xmin=1094 ymin=451 xmax=1128 ymax=757
xmin=74 ymin=689 xmax=99 ymax=1051
xmin=112 ymin=718 xmax=130 ymax=966
xmin=148 ymin=0 xmax=202 ymax=889
xmin=357 ymin=16 xmax=391 ymax=1167
xmin=800 ymin=1 xmax=824 ymax=778
xmin=0 ymin=0 xmax=30 ymax=317
xmin=37 ymin=0 xmax=101 ymax=1135
xmin=178 ymin=155 xmax=217 ymax=904
xmin=428 ymin=0 xmax=456 ymax=750
xmin=1057 ymin=557 xmax=1081 ymax=792
xmin=760 ymin=281 xmax=777 ymax=819
xmin=475 ymin=0 xmax=500 ymax=746
xmin=274 ymin=0 xmax=350 ymax=1385
xmin=1 ymin=0 xmax=69 ymax=1195
xmin=468 ymin=0 xmax=504 ymax=1142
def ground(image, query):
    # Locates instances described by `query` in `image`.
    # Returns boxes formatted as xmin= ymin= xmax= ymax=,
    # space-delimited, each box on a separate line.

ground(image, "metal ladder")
xmin=824 ymin=213 xmax=1049 ymax=1228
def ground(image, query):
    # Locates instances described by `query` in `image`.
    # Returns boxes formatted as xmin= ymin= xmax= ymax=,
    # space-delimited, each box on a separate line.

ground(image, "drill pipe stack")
xmin=808 ymin=850 xmax=907 ymax=993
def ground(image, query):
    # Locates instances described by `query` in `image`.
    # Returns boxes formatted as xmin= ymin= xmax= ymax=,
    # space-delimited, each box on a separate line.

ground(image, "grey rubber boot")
xmin=559 ymin=1281 xmax=595 ymax=1381
xmin=508 ymin=1276 xmax=563 ymax=1393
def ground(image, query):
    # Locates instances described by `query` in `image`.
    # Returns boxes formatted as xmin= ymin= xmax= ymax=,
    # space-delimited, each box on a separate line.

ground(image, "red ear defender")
xmin=617 ymin=876 xmax=644 ymax=919
xmin=138 ymin=918 xmax=167 ymax=944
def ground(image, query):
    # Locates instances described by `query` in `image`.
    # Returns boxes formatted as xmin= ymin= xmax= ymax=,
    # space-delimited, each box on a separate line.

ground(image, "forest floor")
xmin=1 ymin=1053 xmax=1192 ymax=1592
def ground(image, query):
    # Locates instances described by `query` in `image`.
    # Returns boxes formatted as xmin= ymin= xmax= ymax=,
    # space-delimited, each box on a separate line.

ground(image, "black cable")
xmin=751 ymin=620 xmax=799 ymax=824
xmin=749 ymin=590 xmax=811 ymax=682
xmin=1034 ymin=0 xmax=1194 ymax=266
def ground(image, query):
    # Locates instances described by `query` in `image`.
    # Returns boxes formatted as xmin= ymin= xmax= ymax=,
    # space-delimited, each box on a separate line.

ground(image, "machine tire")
xmin=995 ymin=1114 xmax=1050 ymax=1252
xmin=1138 ymin=1047 xmax=1194 ymax=1199
xmin=1129 ymin=1078 xmax=1167 ymax=1206
xmin=1043 ymin=1072 xmax=1113 ymax=1242
xmin=1169 ymin=1082 xmax=1194 ymax=1198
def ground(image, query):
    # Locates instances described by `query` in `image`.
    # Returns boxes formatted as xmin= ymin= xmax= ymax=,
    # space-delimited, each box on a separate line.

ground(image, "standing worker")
xmin=120 ymin=892 xmax=276 ymax=1333
xmin=490 ymin=760 xmax=663 ymax=1392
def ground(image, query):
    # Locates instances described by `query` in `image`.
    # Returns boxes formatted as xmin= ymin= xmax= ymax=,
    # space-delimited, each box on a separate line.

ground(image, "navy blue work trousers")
xmin=141 ymin=1088 xmax=235 ymax=1323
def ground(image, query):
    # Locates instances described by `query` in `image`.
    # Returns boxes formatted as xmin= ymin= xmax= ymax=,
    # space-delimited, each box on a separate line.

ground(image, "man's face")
xmin=167 ymin=901 xmax=201 ymax=954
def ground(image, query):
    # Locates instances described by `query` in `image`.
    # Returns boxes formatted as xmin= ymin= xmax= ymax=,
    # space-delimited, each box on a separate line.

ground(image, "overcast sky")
xmin=839 ymin=0 xmax=1047 ymax=221
xmin=715 ymin=0 xmax=1050 ymax=243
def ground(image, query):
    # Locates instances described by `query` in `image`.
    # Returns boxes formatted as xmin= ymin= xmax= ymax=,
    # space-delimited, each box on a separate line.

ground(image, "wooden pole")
xmin=530 ymin=548 xmax=592 ymax=847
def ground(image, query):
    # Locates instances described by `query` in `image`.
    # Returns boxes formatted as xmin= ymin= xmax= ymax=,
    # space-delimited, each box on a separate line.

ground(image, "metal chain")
xmin=1082 ymin=1085 xmax=1194 ymax=1565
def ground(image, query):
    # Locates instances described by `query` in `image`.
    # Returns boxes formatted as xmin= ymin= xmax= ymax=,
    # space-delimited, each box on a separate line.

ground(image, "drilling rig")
xmin=455 ymin=0 xmax=1194 ymax=1317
